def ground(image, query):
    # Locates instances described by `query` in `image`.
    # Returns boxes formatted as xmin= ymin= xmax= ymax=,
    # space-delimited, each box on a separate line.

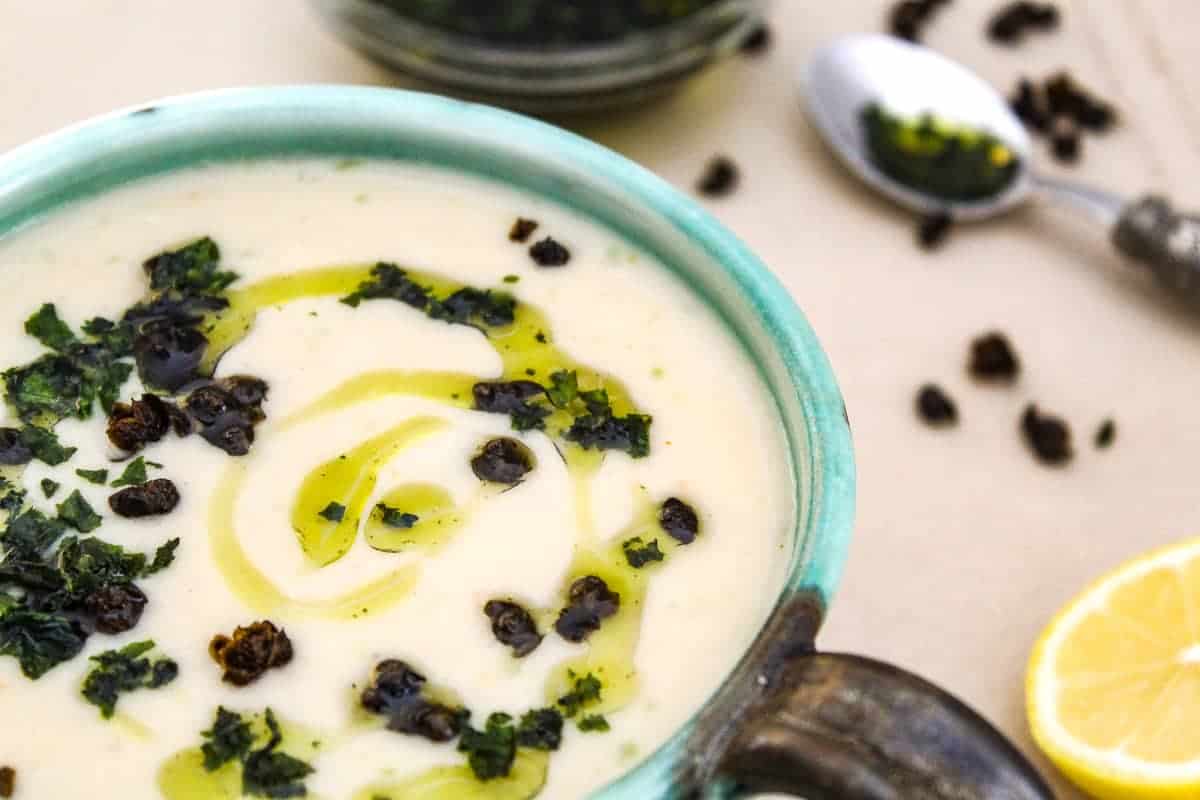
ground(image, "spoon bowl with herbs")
xmin=804 ymin=34 xmax=1200 ymax=304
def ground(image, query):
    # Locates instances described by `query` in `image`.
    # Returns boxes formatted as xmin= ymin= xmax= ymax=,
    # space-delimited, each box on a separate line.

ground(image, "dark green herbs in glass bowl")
xmin=311 ymin=0 xmax=767 ymax=113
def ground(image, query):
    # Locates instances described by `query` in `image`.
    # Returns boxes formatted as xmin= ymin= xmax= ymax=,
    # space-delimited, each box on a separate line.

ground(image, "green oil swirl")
xmin=209 ymin=417 xmax=445 ymax=620
xmin=364 ymin=483 xmax=465 ymax=553
xmin=352 ymin=751 xmax=548 ymax=800
xmin=291 ymin=423 xmax=454 ymax=567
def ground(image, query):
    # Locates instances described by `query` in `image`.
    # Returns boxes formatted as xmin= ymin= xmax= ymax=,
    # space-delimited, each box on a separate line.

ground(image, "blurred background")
xmin=2 ymin=3 xmax=1198 ymax=798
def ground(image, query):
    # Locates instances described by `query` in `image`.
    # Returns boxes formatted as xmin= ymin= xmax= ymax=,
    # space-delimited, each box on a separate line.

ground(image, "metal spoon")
xmin=802 ymin=33 xmax=1200 ymax=302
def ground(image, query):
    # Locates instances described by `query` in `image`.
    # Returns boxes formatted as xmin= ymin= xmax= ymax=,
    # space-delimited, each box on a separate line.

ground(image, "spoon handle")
xmin=1112 ymin=195 xmax=1200 ymax=303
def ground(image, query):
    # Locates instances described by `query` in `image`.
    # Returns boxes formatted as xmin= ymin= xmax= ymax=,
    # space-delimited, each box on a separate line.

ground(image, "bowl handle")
xmin=686 ymin=593 xmax=1056 ymax=799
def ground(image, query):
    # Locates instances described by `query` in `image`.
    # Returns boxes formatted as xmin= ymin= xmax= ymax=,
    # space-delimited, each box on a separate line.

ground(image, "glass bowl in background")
xmin=309 ymin=0 xmax=767 ymax=113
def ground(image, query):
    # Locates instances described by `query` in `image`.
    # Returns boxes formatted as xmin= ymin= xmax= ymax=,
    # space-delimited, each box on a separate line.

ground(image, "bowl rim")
xmin=0 ymin=85 xmax=856 ymax=796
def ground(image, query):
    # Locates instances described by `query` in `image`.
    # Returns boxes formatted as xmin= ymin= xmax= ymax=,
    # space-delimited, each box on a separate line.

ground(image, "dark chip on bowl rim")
xmin=915 ymin=384 xmax=957 ymax=426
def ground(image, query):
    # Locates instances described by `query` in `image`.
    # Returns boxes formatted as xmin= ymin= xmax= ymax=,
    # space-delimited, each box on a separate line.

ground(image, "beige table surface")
xmin=3 ymin=2 xmax=1200 ymax=798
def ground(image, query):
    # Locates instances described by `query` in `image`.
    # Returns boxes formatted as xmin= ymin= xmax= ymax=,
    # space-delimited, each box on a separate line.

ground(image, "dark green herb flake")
xmin=40 ymin=478 xmax=60 ymax=498
xmin=577 ymin=714 xmax=610 ymax=732
xmin=341 ymin=263 xmax=515 ymax=330
xmin=111 ymin=456 xmax=151 ymax=487
xmin=458 ymin=712 xmax=516 ymax=781
xmin=376 ymin=504 xmax=418 ymax=529
xmin=556 ymin=671 xmax=602 ymax=718
xmin=57 ymin=490 xmax=102 ymax=533
xmin=622 ymin=537 xmax=664 ymax=568
xmin=143 ymin=237 xmax=237 ymax=295
xmin=241 ymin=709 xmax=315 ymax=798
xmin=201 ymin=706 xmax=255 ymax=770
xmin=546 ymin=370 xmax=578 ymax=409
xmin=19 ymin=424 xmax=76 ymax=466
xmin=75 ymin=468 xmax=108 ymax=485
xmin=0 ymin=607 xmax=86 ymax=679
xmin=515 ymin=707 xmax=563 ymax=751
xmin=143 ymin=538 xmax=181 ymax=577
xmin=318 ymin=502 xmax=346 ymax=523
xmin=81 ymin=639 xmax=178 ymax=718
xmin=24 ymin=304 xmax=78 ymax=352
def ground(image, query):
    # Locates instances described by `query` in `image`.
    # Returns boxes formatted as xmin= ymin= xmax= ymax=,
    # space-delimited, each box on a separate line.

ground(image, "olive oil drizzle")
xmin=291 ymin=422 xmax=456 ymax=567
xmin=199 ymin=264 xmax=678 ymax=794
xmin=351 ymin=751 xmax=549 ymax=800
xmin=208 ymin=417 xmax=443 ymax=620
xmin=364 ymin=482 xmax=465 ymax=554
xmin=543 ymin=489 xmax=685 ymax=714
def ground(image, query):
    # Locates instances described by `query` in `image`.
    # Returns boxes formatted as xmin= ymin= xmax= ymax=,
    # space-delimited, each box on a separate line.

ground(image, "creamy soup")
xmin=0 ymin=160 xmax=793 ymax=799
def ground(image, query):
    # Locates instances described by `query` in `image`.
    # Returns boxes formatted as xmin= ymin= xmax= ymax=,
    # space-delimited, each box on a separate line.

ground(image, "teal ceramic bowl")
xmin=0 ymin=88 xmax=1046 ymax=799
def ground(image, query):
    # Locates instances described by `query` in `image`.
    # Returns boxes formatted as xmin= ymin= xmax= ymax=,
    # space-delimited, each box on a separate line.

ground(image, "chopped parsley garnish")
xmin=556 ymin=671 xmax=602 ymax=718
xmin=202 ymin=707 xmax=255 ymax=770
xmin=577 ymin=714 xmax=610 ymax=732
xmin=18 ymin=424 xmax=76 ymax=466
xmin=514 ymin=708 xmax=563 ymax=750
xmin=341 ymin=263 xmax=516 ymax=330
xmin=7 ymin=237 xmax=239 ymax=423
xmin=24 ymin=304 xmax=78 ymax=352
xmin=473 ymin=370 xmax=651 ymax=458
xmin=458 ymin=712 xmax=517 ymax=781
xmin=57 ymin=490 xmax=102 ymax=533
xmin=144 ymin=538 xmax=181 ymax=576
xmin=502 ymin=274 xmax=520 ymax=284
xmin=545 ymin=370 xmax=578 ymax=409
xmin=622 ymin=537 xmax=664 ymax=568
xmin=561 ymin=385 xmax=651 ymax=458
xmin=200 ymin=707 xmax=315 ymax=797
xmin=376 ymin=504 xmax=418 ymax=529
xmin=110 ymin=456 xmax=152 ymax=487
xmin=0 ymin=499 xmax=179 ymax=678
xmin=40 ymin=478 xmax=60 ymax=498
xmin=4 ymin=349 xmax=133 ymax=423
xmin=75 ymin=468 xmax=108 ymax=485
xmin=0 ymin=607 xmax=87 ymax=680
xmin=81 ymin=639 xmax=178 ymax=718
xmin=318 ymin=502 xmax=346 ymax=522
xmin=242 ymin=709 xmax=315 ymax=798
xmin=142 ymin=237 xmax=237 ymax=295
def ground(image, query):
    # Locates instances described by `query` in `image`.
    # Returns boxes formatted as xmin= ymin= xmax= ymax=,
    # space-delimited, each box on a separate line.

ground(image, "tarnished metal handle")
xmin=681 ymin=593 xmax=1055 ymax=800
xmin=1113 ymin=194 xmax=1200 ymax=303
